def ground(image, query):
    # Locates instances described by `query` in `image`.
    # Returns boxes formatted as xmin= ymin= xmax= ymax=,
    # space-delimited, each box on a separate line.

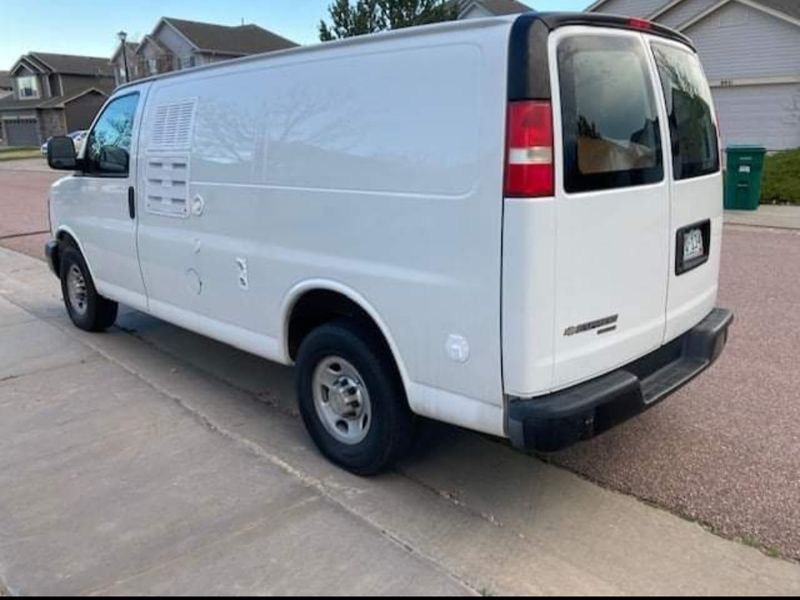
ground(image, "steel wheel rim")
xmin=312 ymin=356 xmax=372 ymax=445
xmin=66 ymin=264 xmax=88 ymax=316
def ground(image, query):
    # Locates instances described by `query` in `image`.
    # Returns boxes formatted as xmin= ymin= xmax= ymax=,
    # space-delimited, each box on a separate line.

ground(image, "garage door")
xmin=3 ymin=118 xmax=40 ymax=147
xmin=712 ymin=84 xmax=800 ymax=151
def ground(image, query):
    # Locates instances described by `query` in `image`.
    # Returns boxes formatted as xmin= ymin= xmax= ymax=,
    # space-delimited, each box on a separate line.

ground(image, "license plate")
xmin=683 ymin=227 xmax=704 ymax=262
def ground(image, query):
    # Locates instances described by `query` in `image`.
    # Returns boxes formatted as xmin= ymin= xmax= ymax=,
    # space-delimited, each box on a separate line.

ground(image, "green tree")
xmin=319 ymin=0 xmax=458 ymax=41
xmin=319 ymin=0 xmax=383 ymax=41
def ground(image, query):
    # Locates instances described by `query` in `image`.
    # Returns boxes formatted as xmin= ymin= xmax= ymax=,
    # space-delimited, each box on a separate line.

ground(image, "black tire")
xmin=59 ymin=244 xmax=118 ymax=332
xmin=295 ymin=319 xmax=415 ymax=476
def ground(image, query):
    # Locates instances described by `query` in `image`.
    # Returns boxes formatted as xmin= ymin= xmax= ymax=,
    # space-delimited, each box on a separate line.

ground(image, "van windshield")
xmin=651 ymin=42 xmax=720 ymax=180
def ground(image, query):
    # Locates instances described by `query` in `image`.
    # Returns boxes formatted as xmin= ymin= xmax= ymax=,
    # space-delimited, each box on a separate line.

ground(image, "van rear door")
xmin=549 ymin=28 xmax=671 ymax=389
xmin=649 ymin=39 xmax=722 ymax=343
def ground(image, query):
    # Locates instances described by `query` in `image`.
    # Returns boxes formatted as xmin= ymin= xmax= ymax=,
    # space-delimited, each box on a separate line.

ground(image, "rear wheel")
xmin=59 ymin=244 xmax=118 ymax=332
xmin=295 ymin=319 xmax=414 ymax=475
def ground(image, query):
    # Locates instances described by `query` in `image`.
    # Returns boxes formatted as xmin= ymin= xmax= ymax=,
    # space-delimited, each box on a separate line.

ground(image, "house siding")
xmin=61 ymin=74 xmax=114 ymax=97
xmin=137 ymin=39 xmax=174 ymax=76
xmin=592 ymin=0 xmax=665 ymax=18
xmin=157 ymin=23 xmax=196 ymax=59
xmin=684 ymin=2 xmax=800 ymax=80
xmin=656 ymin=0 xmax=719 ymax=28
xmin=64 ymin=92 xmax=107 ymax=132
xmin=714 ymin=83 xmax=800 ymax=150
xmin=37 ymin=109 xmax=66 ymax=142
xmin=461 ymin=5 xmax=493 ymax=19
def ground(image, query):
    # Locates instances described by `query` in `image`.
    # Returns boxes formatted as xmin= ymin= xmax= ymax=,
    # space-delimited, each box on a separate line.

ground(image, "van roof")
xmin=508 ymin=12 xmax=694 ymax=101
xmin=115 ymin=12 xmax=693 ymax=94
xmin=114 ymin=14 xmax=517 ymax=92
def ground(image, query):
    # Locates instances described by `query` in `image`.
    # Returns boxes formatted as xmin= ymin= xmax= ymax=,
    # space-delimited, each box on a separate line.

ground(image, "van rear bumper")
xmin=507 ymin=308 xmax=733 ymax=452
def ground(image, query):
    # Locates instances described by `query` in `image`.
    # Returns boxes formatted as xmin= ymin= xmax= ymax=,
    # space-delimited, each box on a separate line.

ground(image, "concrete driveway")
xmin=1 ymin=247 xmax=800 ymax=595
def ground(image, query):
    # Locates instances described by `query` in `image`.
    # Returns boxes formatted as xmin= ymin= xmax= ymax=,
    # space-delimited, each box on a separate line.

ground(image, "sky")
xmin=0 ymin=0 xmax=591 ymax=70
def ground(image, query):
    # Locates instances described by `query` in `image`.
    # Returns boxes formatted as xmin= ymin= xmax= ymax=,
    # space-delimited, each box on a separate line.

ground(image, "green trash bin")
xmin=724 ymin=145 xmax=766 ymax=210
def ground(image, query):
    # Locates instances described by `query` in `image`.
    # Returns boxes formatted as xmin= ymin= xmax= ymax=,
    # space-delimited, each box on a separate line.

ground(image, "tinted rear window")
xmin=652 ymin=42 xmax=720 ymax=180
xmin=558 ymin=35 xmax=663 ymax=194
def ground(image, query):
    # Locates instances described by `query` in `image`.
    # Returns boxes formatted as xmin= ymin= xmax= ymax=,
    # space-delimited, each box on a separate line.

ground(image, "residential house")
xmin=110 ymin=42 xmax=138 ymax=87
xmin=110 ymin=17 xmax=297 ymax=84
xmin=0 ymin=53 xmax=114 ymax=146
xmin=457 ymin=0 xmax=532 ymax=19
xmin=0 ymin=72 xmax=11 ymax=145
xmin=0 ymin=72 xmax=12 ymax=99
xmin=587 ymin=0 xmax=800 ymax=151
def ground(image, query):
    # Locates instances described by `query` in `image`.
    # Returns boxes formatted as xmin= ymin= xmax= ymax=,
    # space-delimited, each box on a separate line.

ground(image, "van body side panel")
xmin=135 ymin=22 xmax=511 ymax=428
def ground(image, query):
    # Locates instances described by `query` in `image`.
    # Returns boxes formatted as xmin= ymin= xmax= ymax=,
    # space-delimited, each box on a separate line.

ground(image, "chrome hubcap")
xmin=312 ymin=357 xmax=371 ymax=445
xmin=66 ymin=264 xmax=88 ymax=316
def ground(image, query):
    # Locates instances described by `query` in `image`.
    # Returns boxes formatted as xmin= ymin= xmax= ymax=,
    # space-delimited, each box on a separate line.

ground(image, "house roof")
xmin=676 ymin=0 xmax=800 ymax=30
xmin=39 ymin=87 xmax=108 ymax=108
xmin=111 ymin=42 xmax=139 ymax=63
xmin=161 ymin=17 xmax=298 ymax=55
xmin=749 ymin=0 xmax=800 ymax=20
xmin=478 ymin=0 xmax=532 ymax=15
xmin=12 ymin=53 xmax=114 ymax=77
xmin=0 ymin=87 xmax=107 ymax=111
xmin=0 ymin=71 xmax=11 ymax=90
xmin=135 ymin=34 xmax=172 ymax=56
xmin=457 ymin=0 xmax=532 ymax=16
xmin=590 ymin=0 xmax=800 ymax=21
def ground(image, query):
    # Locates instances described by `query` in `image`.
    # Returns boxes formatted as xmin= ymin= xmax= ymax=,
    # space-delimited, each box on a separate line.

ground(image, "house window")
xmin=17 ymin=76 xmax=39 ymax=99
xmin=178 ymin=56 xmax=194 ymax=70
xmin=148 ymin=59 xmax=158 ymax=75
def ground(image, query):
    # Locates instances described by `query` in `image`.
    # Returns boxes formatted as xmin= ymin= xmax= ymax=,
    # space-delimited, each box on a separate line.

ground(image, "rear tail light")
xmin=505 ymin=100 xmax=554 ymax=197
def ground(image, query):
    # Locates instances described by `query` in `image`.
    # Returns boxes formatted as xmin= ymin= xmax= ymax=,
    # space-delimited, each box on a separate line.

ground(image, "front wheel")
xmin=59 ymin=244 xmax=118 ymax=332
xmin=295 ymin=319 xmax=415 ymax=476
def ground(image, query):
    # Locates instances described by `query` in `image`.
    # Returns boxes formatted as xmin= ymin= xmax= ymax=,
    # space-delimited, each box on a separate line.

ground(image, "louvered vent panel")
xmin=149 ymin=99 xmax=196 ymax=152
xmin=145 ymin=157 xmax=190 ymax=217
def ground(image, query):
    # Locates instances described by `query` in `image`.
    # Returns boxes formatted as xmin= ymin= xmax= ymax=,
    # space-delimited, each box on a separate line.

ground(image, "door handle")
xmin=128 ymin=186 xmax=135 ymax=219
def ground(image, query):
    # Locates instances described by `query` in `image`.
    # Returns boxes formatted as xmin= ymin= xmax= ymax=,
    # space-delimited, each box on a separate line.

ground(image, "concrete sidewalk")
xmin=0 ymin=246 xmax=799 ymax=595
xmin=724 ymin=204 xmax=800 ymax=230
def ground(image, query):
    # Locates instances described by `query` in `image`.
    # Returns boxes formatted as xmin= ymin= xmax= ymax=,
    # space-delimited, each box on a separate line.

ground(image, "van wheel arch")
xmin=286 ymin=289 xmax=405 ymax=388
xmin=52 ymin=230 xmax=80 ymax=275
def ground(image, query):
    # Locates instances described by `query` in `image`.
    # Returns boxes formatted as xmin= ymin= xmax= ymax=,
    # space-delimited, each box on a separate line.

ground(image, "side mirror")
xmin=47 ymin=136 xmax=78 ymax=170
xmin=98 ymin=146 xmax=129 ymax=174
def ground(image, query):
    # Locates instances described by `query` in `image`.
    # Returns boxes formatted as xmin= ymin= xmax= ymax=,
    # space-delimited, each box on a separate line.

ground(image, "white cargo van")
xmin=45 ymin=12 xmax=732 ymax=474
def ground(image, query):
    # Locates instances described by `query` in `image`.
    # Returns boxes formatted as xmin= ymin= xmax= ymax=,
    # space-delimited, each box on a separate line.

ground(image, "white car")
xmin=43 ymin=13 xmax=732 ymax=475
xmin=41 ymin=130 xmax=86 ymax=156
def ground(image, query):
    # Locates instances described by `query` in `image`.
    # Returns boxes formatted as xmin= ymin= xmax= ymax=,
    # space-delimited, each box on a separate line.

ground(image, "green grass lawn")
xmin=761 ymin=148 xmax=800 ymax=205
xmin=0 ymin=147 xmax=41 ymax=161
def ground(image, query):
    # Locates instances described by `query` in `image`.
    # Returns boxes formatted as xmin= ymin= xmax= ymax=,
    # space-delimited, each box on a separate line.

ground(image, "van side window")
xmin=651 ymin=43 xmax=720 ymax=180
xmin=558 ymin=36 xmax=663 ymax=194
xmin=84 ymin=93 xmax=140 ymax=177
